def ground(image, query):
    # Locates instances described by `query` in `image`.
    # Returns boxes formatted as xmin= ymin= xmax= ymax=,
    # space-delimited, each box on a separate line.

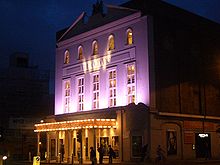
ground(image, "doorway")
xmin=100 ymin=137 xmax=109 ymax=156
xmin=195 ymin=133 xmax=211 ymax=158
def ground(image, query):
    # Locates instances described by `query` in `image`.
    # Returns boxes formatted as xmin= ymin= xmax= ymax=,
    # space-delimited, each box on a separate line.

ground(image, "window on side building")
xmin=127 ymin=28 xmax=133 ymax=45
xmin=64 ymin=50 xmax=70 ymax=64
xmin=127 ymin=63 xmax=136 ymax=104
xmin=109 ymin=69 xmax=117 ymax=107
xmin=132 ymin=136 xmax=142 ymax=157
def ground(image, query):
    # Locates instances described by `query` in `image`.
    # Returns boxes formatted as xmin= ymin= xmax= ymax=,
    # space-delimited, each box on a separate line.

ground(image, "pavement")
xmin=5 ymin=158 xmax=220 ymax=165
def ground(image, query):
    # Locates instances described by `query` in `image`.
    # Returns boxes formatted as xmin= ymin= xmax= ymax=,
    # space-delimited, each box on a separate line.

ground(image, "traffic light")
xmin=77 ymin=130 xmax=82 ymax=143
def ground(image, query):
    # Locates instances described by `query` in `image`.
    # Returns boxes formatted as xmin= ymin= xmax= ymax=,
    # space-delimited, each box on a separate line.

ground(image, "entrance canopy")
xmin=34 ymin=118 xmax=116 ymax=132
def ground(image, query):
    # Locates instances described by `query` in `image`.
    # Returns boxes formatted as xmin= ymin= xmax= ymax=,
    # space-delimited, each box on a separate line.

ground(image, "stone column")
xmin=68 ymin=130 xmax=72 ymax=163
xmin=55 ymin=131 xmax=59 ymax=162
xmin=46 ymin=132 xmax=50 ymax=163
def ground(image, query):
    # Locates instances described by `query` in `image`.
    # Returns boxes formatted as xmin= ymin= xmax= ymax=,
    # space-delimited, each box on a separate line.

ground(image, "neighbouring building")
xmin=34 ymin=0 xmax=220 ymax=163
xmin=0 ymin=52 xmax=53 ymax=160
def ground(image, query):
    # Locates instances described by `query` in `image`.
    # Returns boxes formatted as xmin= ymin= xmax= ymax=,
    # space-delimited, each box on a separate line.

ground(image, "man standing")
xmin=90 ymin=147 xmax=96 ymax=165
xmin=98 ymin=144 xmax=104 ymax=164
xmin=108 ymin=145 xmax=115 ymax=164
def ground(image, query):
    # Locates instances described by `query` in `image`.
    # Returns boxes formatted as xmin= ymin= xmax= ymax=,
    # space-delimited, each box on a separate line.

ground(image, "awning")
xmin=34 ymin=118 xmax=116 ymax=132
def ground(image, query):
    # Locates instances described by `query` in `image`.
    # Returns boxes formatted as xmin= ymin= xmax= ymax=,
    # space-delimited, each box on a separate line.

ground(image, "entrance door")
xmin=100 ymin=137 xmax=109 ymax=156
xmin=195 ymin=133 xmax=211 ymax=158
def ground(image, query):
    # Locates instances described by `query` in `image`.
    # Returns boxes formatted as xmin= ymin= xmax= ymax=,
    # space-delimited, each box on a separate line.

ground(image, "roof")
xmin=56 ymin=4 xmax=138 ymax=42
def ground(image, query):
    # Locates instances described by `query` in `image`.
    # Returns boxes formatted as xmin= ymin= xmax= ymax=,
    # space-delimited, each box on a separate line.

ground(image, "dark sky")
xmin=0 ymin=0 xmax=220 ymax=72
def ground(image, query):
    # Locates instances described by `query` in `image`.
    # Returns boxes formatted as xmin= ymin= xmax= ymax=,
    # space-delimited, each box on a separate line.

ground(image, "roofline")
xmin=105 ymin=4 xmax=139 ymax=12
xmin=57 ymin=12 xmax=86 ymax=42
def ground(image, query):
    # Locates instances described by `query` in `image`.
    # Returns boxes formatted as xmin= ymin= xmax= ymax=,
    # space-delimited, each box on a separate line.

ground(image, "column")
xmin=64 ymin=130 xmax=72 ymax=163
xmin=68 ymin=130 xmax=72 ymax=163
xmin=55 ymin=131 xmax=59 ymax=162
xmin=37 ymin=132 xmax=40 ymax=156
xmin=46 ymin=132 xmax=50 ymax=163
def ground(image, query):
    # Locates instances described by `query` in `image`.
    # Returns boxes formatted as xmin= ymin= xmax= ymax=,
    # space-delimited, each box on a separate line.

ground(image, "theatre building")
xmin=35 ymin=0 xmax=220 ymax=163
xmin=35 ymin=2 xmax=150 ymax=163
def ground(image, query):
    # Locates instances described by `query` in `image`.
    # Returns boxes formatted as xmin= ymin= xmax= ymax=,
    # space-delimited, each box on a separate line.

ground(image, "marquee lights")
xmin=34 ymin=118 xmax=116 ymax=132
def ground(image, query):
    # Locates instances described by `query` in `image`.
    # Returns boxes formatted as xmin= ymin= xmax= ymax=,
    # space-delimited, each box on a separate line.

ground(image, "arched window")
xmin=127 ymin=28 xmax=133 ymax=45
xmin=78 ymin=46 xmax=83 ymax=60
xmin=108 ymin=34 xmax=115 ymax=50
xmin=64 ymin=50 xmax=70 ymax=64
xmin=92 ymin=40 xmax=98 ymax=55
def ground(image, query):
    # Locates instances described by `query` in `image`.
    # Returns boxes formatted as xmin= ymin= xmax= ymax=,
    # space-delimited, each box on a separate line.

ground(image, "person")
xmin=156 ymin=145 xmax=165 ymax=164
xmin=204 ymin=141 xmax=211 ymax=160
xmin=141 ymin=144 xmax=148 ymax=162
xmin=60 ymin=144 xmax=65 ymax=162
xmin=90 ymin=147 xmax=96 ymax=165
xmin=98 ymin=144 xmax=104 ymax=164
xmin=108 ymin=145 xmax=115 ymax=164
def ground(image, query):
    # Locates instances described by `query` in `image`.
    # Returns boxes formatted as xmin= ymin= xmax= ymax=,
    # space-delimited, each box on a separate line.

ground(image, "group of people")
xmin=90 ymin=145 xmax=116 ymax=165
xmin=141 ymin=144 xmax=165 ymax=164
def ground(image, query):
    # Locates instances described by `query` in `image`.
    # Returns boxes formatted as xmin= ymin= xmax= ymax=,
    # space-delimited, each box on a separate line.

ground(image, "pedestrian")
xmin=60 ymin=143 xmax=65 ymax=162
xmin=108 ymin=145 xmax=115 ymax=164
xmin=98 ymin=144 xmax=104 ymax=164
xmin=90 ymin=147 xmax=96 ymax=165
xmin=155 ymin=145 xmax=165 ymax=165
xmin=141 ymin=144 xmax=148 ymax=162
xmin=204 ymin=141 xmax=211 ymax=160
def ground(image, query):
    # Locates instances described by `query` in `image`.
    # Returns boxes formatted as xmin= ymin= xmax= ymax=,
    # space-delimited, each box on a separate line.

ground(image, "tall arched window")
xmin=64 ymin=50 xmax=70 ymax=64
xmin=108 ymin=34 xmax=115 ymax=50
xmin=78 ymin=46 xmax=83 ymax=60
xmin=92 ymin=40 xmax=98 ymax=55
xmin=64 ymin=81 xmax=70 ymax=113
xmin=127 ymin=28 xmax=133 ymax=45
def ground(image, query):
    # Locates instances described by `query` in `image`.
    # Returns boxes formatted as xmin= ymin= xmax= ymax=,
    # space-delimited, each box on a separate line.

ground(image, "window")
xmin=64 ymin=81 xmax=70 ymax=113
xmin=132 ymin=136 xmax=142 ymax=157
xmin=92 ymin=40 xmax=98 ymax=55
xmin=92 ymin=74 xmax=99 ymax=109
xmin=78 ymin=46 xmax=83 ymax=60
xmin=127 ymin=29 xmax=133 ymax=45
xmin=78 ymin=77 xmax=84 ymax=111
xmin=64 ymin=50 xmax=70 ymax=64
xmin=127 ymin=63 xmax=135 ymax=104
xmin=109 ymin=70 xmax=116 ymax=107
xmin=108 ymin=35 xmax=115 ymax=50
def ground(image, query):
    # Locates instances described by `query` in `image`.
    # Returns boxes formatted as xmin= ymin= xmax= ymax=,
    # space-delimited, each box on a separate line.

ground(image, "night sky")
xmin=0 ymin=0 xmax=220 ymax=87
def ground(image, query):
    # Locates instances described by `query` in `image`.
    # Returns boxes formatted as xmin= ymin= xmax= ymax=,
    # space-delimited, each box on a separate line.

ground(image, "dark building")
xmin=122 ymin=0 xmax=220 ymax=159
xmin=0 ymin=52 xmax=53 ymax=160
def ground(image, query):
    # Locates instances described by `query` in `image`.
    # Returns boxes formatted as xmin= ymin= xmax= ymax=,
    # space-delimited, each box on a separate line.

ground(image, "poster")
xmin=167 ymin=131 xmax=177 ymax=155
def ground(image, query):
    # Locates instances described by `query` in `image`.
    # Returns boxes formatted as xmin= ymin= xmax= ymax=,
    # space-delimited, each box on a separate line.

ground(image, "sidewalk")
xmin=8 ymin=159 xmax=220 ymax=165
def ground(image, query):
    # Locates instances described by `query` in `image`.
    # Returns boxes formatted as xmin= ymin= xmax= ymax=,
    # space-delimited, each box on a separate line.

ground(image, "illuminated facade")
xmin=35 ymin=3 xmax=150 ymax=163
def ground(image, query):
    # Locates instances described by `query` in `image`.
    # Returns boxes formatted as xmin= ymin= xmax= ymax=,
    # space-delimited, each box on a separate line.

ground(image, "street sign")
xmin=33 ymin=156 xmax=40 ymax=165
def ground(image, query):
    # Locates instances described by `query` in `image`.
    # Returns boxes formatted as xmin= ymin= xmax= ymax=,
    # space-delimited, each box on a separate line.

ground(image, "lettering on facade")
xmin=82 ymin=53 xmax=111 ymax=73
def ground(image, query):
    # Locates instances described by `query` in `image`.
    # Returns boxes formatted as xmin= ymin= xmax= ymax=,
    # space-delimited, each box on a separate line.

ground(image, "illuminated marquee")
xmin=82 ymin=52 xmax=111 ymax=73
xmin=34 ymin=118 xmax=116 ymax=132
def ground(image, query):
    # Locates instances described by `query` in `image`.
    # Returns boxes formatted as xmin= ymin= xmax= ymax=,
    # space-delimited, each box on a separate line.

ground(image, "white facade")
xmin=55 ymin=11 xmax=150 ymax=115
